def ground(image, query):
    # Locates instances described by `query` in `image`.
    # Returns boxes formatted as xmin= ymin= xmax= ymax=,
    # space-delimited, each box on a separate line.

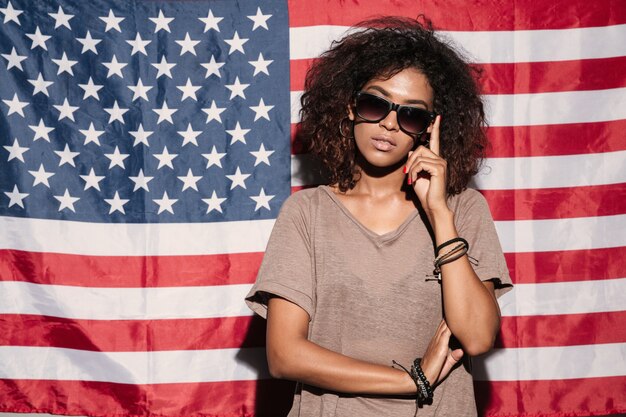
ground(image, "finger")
xmin=429 ymin=115 xmax=441 ymax=156
xmin=408 ymin=160 xmax=445 ymax=183
xmin=411 ymin=144 xmax=441 ymax=160
xmin=437 ymin=349 xmax=464 ymax=384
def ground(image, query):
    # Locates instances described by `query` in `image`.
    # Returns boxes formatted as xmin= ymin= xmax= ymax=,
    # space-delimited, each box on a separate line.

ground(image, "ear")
xmin=347 ymin=102 xmax=355 ymax=121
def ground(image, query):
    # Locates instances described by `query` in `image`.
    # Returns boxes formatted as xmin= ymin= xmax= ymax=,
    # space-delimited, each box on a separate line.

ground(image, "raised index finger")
xmin=429 ymin=115 xmax=441 ymax=156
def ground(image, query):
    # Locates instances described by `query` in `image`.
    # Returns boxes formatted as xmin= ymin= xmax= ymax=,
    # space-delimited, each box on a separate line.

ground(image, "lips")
xmin=370 ymin=135 xmax=397 ymax=151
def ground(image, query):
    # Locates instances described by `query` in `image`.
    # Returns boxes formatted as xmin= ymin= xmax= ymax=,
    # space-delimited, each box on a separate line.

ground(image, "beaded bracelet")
xmin=392 ymin=359 xmax=433 ymax=405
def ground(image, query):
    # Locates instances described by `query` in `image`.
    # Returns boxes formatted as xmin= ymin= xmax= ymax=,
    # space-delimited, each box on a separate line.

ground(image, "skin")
xmin=266 ymin=67 xmax=501 ymax=396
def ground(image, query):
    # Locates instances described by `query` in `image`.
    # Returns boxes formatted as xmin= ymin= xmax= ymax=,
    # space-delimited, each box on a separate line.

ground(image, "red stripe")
xmin=288 ymin=0 xmax=626 ymax=30
xmin=0 ymin=378 xmax=295 ymax=417
xmin=475 ymin=377 xmax=626 ymax=417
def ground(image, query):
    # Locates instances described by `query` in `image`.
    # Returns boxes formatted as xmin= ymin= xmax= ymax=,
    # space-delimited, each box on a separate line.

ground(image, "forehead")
xmin=362 ymin=67 xmax=434 ymax=105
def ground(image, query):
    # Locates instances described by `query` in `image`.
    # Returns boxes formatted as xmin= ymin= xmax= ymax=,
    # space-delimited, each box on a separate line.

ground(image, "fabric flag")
xmin=0 ymin=1 xmax=625 ymax=417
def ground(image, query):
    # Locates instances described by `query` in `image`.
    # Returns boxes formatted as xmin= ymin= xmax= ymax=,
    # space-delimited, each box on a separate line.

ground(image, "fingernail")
xmin=408 ymin=177 xmax=412 ymax=185
xmin=403 ymin=166 xmax=407 ymax=174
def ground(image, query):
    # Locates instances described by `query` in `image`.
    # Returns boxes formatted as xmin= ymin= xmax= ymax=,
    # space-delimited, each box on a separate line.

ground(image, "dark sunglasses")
xmin=354 ymin=91 xmax=436 ymax=136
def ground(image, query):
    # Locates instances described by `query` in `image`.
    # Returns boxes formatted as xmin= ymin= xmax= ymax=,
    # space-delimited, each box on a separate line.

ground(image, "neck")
xmin=351 ymin=153 xmax=408 ymax=198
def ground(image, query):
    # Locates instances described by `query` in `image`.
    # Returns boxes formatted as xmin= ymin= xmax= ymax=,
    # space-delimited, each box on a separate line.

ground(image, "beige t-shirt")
xmin=246 ymin=185 xmax=512 ymax=417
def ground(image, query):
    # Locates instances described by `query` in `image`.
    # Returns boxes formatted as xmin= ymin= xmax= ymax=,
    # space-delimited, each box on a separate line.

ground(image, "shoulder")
xmin=448 ymin=187 xmax=488 ymax=213
xmin=276 ymin=186 xmax=330 ymax=223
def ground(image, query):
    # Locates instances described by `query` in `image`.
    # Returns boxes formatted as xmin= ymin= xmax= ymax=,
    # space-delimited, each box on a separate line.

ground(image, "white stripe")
xmin=0 ymin=216 xmax=275 ymax=256
xmin=497 ymin=278 xmax=626 ymax=317
xmin=0 ymin=281 xmax=253 ymax=320
xmin=290 ymin=24 xmax=626 ymax=63
xmin=0 ymin=345 xmax=268 ymax=384
xmin=472 ymin=342 xmax=626 ymax=381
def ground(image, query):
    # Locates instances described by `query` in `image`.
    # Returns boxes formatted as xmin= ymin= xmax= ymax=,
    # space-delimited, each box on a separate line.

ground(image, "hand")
xmin=419 ymin=319 xmax=464 ymax=386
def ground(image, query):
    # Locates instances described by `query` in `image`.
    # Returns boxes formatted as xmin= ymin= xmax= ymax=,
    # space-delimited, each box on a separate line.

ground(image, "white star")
xmin=3 ymin=93 xmax=28 ymax=117
xmin=203 ymin=191 xmax=227 ymax=214
xmin=128 ymin=79 xmax=153 ymax=101
xmin=3 ymin=138 xmax=28 ymax=162
xmin=226 ymin=167 xmax=250 ymax=190
xmin=53 ymin=98 xmax=79 ymax=121
xmin=79 ymin=122 xmax=104 ymax=146
xmin=176 ymin=32 xmax=200 ymax=56
xmin=250 ymin=143 xmax=275 ymax=166
xmin=153 ymin=146 xmax=177 ymax=170
xmin=150 ymin=10 xmax=173 ymax=33
xmin=153 ymin=101 xmax=177 ymax=124
xmin=178 ymin=169 xmax=202 ymax=191
xmin=202 ymin=100 xmax=226 ymax=124
xmin=28 ymin=73 xmax=54 ymax=96
xmin=78 ymin=77 xmax=103 ymax=100
xmin=129 ymin=124 xmax=153 ymax=147
xmin=51 ymin=52 xmax=78 ymax=76
xmin=104 ymin=100 xmax=128 ymax=124
xmin=153 ymin=191 xmax=177 ymax=214
xmin=79 ymin=168 xmax=105 ymax=191
xmin=26 ymin=27 xmax=51 ymax=50
xmin=4 ymin=185 xmax=28 ymax=208
xmin=201 ymin=56 xmax=225 ymax=78
xmin=54 ymin=143 xmax=79 ymax=167
xmin=177 ymin=78 xmax=201 ymax=101
xmin=104 ymin=191 xmax=129 ymax=214
xmin=104 ymin=146 xmax=129 ymax=169
xmin=247 ymin=7 xmax=271 ymax=31
xmin=224 ymin=31 xmax=248 ymax=55
xmin=49 ymin=6 xmax=74 ymax=30
xmin=54 ymin=189 xmax=79 ymax=212
xmin=77 ymin=31 xmax=101 ymax=54
xmin=202 ymin=146 xmax=226 ymax=168
xmin=250 ymin=188 xmax=275 ymax=211
xmin=225 ymin=76 xmax=249 ymax=99
xmin=178 ymin=123 xmax=202 ymax=146
xmin=226 ymin=122 xmax=250 ymax=145
xmin=250 ymin=98 xmax=274 ymax=121
xmin=28 ymin=164 xmax=54 ymax=188
xmin=126 ymin=33 xmax=151 ymax=56
xmin=199 ymin=10 xmax=222 ymax=32
xmin=249 ymin=52 xmax=273 ymax=76
xmin=29 ymin=119 xmax=54 ymax=142
xmin=152 ymin=56 xmax=176 ymax=79
xmin=103 ymin=55 xmax=127 ymax=78
xmin=129 ymin=168 xmax=153 ymax=191
xmin=2 ymin=47 xmax=26 ymax=70
xmin=0 ymin=1 xmax=22 ymax=25
xmin=100 ymin=10 xmax=124 ymax=33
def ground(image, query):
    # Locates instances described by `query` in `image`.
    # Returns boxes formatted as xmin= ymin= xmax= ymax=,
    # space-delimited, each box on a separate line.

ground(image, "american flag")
xmin=0 ymin=0 xmax=625 ymax=417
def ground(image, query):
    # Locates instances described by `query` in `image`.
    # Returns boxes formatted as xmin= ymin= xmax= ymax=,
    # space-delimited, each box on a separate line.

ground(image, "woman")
xmin=246 ymin=16 xmax=512 ymax=416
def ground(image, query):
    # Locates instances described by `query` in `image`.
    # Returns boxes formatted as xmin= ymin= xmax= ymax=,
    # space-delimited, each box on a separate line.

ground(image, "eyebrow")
xmin=365 ymin=85 xmax=430 ymax=108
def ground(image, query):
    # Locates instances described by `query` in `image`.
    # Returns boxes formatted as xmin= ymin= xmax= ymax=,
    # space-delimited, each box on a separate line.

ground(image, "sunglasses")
xmin=354 ymin=91 xmax=436 ymax=136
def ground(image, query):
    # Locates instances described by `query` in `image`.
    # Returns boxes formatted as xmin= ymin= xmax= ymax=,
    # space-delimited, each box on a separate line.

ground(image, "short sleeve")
xmin=245 ymin=191 xmax=315 ymax=319
xmin=452 ymin=189 xmax=513 ymax=298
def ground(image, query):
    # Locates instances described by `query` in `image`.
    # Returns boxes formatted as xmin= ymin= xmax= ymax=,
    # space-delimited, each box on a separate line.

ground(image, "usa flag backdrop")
xmin=0 ymin=0 xmax=625 ymax=416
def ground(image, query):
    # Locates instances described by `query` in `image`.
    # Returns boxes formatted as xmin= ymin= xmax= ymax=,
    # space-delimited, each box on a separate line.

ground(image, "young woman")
xmin=246 ymin=16 xmax=512 ymax=416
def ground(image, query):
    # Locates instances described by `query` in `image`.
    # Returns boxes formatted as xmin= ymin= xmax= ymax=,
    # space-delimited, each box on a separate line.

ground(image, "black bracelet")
xmin=411 ymin=358 xmax=433 ymax=402
xmin=435 ymin=237 xmax=468 ymax=257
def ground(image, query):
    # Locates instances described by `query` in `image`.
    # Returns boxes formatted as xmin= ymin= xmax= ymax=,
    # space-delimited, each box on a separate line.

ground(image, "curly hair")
xmin=298 ymin=16 xmax=487 ymax=195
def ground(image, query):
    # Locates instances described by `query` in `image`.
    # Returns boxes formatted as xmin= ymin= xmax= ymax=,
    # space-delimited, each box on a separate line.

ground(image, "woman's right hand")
xmin=419 ymin=319 xmax=464 ymax=386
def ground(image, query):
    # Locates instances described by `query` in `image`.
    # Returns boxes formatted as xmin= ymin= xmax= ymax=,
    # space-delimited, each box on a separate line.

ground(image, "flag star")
xmin=250 ymin=143 xmax=275 ymax=166
xmin=199 ymin=10 xmax=222 ymax=32
xmin=0 ymin=1 xmax=22 ymax=25
xmin=153 ymin=101 xmax=177 ymax=124
xmin=77 ymin=31 xmax=101 ymax=54
xmin=104 ymin=146 xmax=129 ymax=169
xmin=3 ymin=93 xmax=28 ymax=117
xmin=29 ymin=119 xmax=54 ymax=142
xmin=54 ymin=98 xmax=79 ymax=121
xmin=28 ymin=164 xmax=54 ymax=188
xmin=129 ymin=168 xmax=153 ymax=191
xmin=249 ymin=53 xmax=273 ymax=76
xmin=103 ymin=55 xmax=127 ymax=78
xmin=153 ymin=191 xmax=177 ymax=215
xmin=2 ymin=47 xmax=27 ymax=71
xmin=54 ymin=143 xmax=79 ymax=167
xmin=100 ymin=9 xmax=124 ymax=33
xmin=178 ymin=169 xmax=202 ymax=191
xmin=128 ymin=79 xmax=153 ymax=101
xmin=225 ymin=76 xmax=249 ymax=99
xmin=79 ymin=168 xmax=105 ymax=191
xmin=28 ymin=73 xmax=54 ymax=96
xmin=79 ymin=122 xmax=104 ymax=146
xmin=250 ymin=188 xmax=275 ymax=211
xmin=247 ymin=7 xmax=271 ymax=31
xmin=226 ymin=122 xmax=250 ymax=145
xmin=104 ymin=100 xmax=128 ymax=124
xmin=49 ymin=6 xmax=74 ymax=30
xmin=104 ymin=191 xmax=129 ymax=214
xmin=224 ymin=31 xmax=248 ymax=55
xmin=153 ymin=146 xmax=178 ymax=169
xmin=78 ymin=77 xmax=103 ymax=100
xmin=202 ymin=146 xmax=226 ymax=168
xmin=250 ymin=98 xmax=274 ymax=121
xmin=51 ymin=52 xmax=78 ymax=76
xmin=202 ymin=100 xmax=226 ymax=124
xmin=54 ymin=189 xmax=79 ymax=212
xmin=3 ymin=138 xmax=28 ymax=162
xmin=152 ymin=56 xmax=176 ymax=79
xmin=178 ymin=123 xmax=202 ymax=146
xmin=203 ymin=191 xmax=227 ymax=214
xmin=4 ymin=185 xmax=28 ymax=208
xmin=129 ymin=124 xmax=153 ymax=147
xmin=26 ymin=27 xmax=51 ymax=50
xmin=126 ymin=33 xmax=151 ymax=56
xmin=176 ymin=32 xmax=200 ymax=56
xmin=201 ymin=56 xmax=225 ymax=78
xmin=177 ymin=78 xmax=201 ymax=102
xmin=150 ymin=9 xmax=174 ymax=33
xmin=226 ymin=166 xmax=250 ymax=190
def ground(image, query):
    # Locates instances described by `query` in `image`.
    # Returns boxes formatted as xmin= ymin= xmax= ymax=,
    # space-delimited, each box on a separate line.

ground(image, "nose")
xmin=379 ymin=108 xmax=400 ymax=132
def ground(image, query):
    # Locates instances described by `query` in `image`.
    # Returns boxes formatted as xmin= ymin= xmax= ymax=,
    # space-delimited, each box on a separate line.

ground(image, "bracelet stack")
xmin=432 ymin=237 xmax=469 ymax=280
xmin=392 ymin=358 xmax=434 ymax=405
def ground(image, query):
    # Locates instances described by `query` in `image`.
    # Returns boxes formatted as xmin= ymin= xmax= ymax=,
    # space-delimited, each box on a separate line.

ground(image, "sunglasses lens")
xmin=398 ymin=107 xmax=431 ymax=135
xmin=356 ymin=94 xmax=389 ymax=122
